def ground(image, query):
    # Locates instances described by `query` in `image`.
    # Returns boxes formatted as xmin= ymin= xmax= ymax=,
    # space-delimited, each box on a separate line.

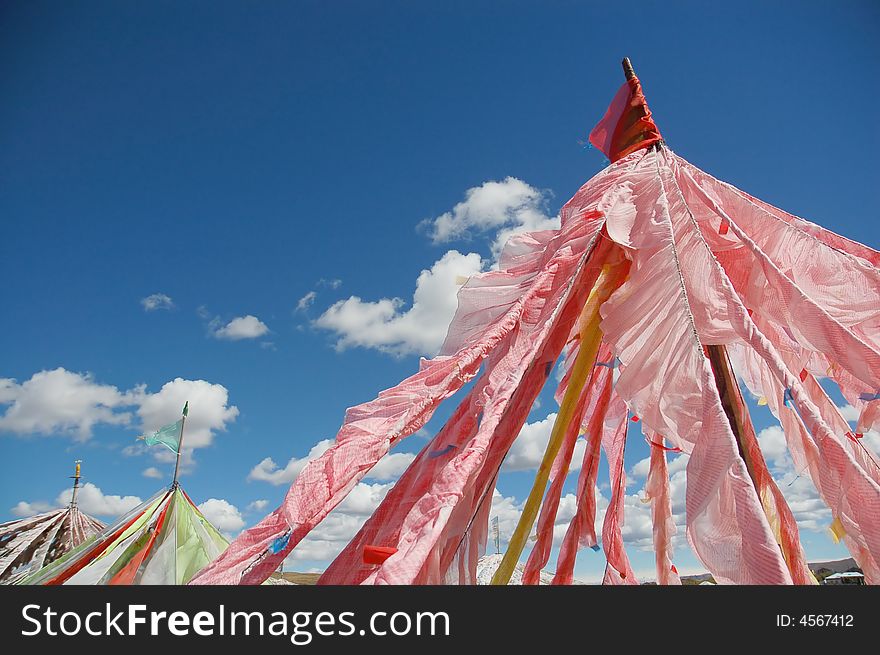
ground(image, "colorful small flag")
xmin=139 ymin=420 xmax=183 ymax=454
xmin=269 ymin=531 xmax=291 ymax=555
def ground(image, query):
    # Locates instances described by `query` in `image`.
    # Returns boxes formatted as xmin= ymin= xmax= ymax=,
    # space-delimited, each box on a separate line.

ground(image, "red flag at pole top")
xmin=589 ymin=75 xmax=662 ymax=162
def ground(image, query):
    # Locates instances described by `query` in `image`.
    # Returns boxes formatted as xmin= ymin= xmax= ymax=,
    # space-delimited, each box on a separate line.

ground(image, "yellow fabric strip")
xmin=491 ymin=261 xmax=623 ymax=585
xmin=828 ymin=516 xmax=847 ymax=544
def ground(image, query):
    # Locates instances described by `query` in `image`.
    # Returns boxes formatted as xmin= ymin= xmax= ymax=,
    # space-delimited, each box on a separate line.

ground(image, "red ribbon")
xmin=646 ymin=438 xmax=682 ymax=453
xmin=363 ymin=545 xmax=398 ymax=565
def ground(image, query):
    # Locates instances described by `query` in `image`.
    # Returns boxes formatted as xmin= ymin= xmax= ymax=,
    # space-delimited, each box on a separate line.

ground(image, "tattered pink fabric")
xmin=600 ymin=393 xmax=638 ymax=585
xmin=522 ymin=343 xmax=615 ymax=585
xmin=643 ymin=435 xmax=682 ymax=585
xmin=191 ymin=74 xmax=880 ymax=587
xmin=551 ymin=365 xmax=612 ymax=585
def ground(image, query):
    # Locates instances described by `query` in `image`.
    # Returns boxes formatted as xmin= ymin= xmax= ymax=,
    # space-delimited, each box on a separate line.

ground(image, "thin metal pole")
xmin=171 ymin=413 xmax=187 ymax=488
xmin=69 ymin=460 xmax=82 ymax=508
xmin=622 ymin=57 xmax=636 ymax=80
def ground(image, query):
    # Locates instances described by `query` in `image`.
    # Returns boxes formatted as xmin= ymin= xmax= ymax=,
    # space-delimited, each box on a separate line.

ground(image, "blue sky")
xmin=1 ymin=1 xmax=878 ymax=581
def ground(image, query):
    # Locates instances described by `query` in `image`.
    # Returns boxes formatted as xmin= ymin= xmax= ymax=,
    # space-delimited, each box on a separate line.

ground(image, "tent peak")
xmin=69 ymin=459 xmax=83 ymax=508
xmin=588 ymin=58 xmax=662 ymax=162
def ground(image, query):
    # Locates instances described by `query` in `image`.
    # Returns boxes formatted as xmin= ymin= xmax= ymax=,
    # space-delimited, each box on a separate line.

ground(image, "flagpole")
xmin=171 ymin=404 xmax=188 ymax=489
xmin=69 ymin=460 xmax=82 ymax=508
xmin=621 ymin=58 xmax=758 ymax=487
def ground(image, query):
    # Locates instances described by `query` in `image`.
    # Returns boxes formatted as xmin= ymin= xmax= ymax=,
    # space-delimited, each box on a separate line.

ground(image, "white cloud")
xmin=57 ymin=482 xmax=142 ymax=517
xmin=756 ymin=425 xmax=790 ymax=469
xmin=629 ymin=427 xmax=842 ymax=544
xmin=365 ymin=452 xmax=416 ymax=481
xmin=315 ymin=250 xmax=483 ymax=356
xmin=422 ymin=177 xmax=559 ymax=257
xmin=136 ymin=378 xmax=239 ymax=455
xmin=245 ymin=438 xmax=419 ymax=566
xmin=197 ymin=498 xmax=245 ymax=536
xmin=247 ymin=499 xmax=269 ymax=512
xmin=296 ymin=291 xmax=317 ymax=313
xmin=248 ymin=439 xmax=334 ymax=486
xmin=249 ymin=440 xmax=414 ymax=486
xmin=488 ymin=489 xmax=524 ymax=548
xmin=863 ymin=430 xmax=880 ymax=455
xmin=311 ymin=177 xmax=562 ymax=358
xmin=838 ymin=404 xmax=859 ymax=423
xmin=283 ymin=482 xmax=392 ymax=564
xmin=211 ymin=315 xmax=270 ymax=341
xmin=0 ymin=370 xmax=237 ymax=462
xmin=11 ymin=500 xmax=53 ymax=517
xmin=141 ymin=293 xmax=174 ymax=312
xmin=502 ymin=412 xmax=586 ymax=473
xmin=0 ymin=368 xmax=138 ymax=439
xmin=142 ymin=467 xmax=163 ymax=479
xmin=629 ymin=451 xmax=690 ymax=481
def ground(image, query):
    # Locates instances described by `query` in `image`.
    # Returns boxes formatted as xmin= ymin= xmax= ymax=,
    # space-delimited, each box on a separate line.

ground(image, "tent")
xmin=192 ymin=58 xmax=880 ymax=586
xmin=822 ymin=571 xmax=864 ymax=585
xmin=0 ymin=461 xmax=105 ymax=583
xmin=18 ymin=401 xmax=231 ymax=585
xmin=18 ymin=484 xmax=228 ymax=585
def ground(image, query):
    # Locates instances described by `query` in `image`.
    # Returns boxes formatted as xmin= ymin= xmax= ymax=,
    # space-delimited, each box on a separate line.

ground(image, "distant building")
xmin=822 ymin=572 xmax=865 ymax=586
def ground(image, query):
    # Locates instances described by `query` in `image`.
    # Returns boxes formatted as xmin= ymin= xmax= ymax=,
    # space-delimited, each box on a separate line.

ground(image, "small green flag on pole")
xmin=182 ymin=401 xmax=189 ymax=417
xmin=138 ymin=420 xmax=183 ymax=454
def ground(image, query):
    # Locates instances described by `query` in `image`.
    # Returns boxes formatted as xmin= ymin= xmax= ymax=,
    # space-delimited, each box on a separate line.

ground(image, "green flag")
xmin=139 ymin=420 xmax=183 ymax=454
xmin=182 ymin=401 xmax=188 ymax=417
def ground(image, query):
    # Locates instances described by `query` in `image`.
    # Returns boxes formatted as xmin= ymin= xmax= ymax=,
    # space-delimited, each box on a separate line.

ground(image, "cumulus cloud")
xmin=315 ymin=250 xmax=483 ymax=356
xmin=247 ymin=499 xmax=269 ymax=512
xmin=249 ymin=440 xmax=414 ymax=486
xmin=248 ymin=439 xmax=334 ymax=486
xmin=502 ymin=412 xmax=586 ymax=473
xmin=141 ymin=293 xmax=174 ymax=312
xmin=246 ymin=439 xmax=420 ymax=566
xmin=211 ymin=315 xmax=270 ymax=341
xmin=296 ymin=291 xmax=317 ymax=313
xmin=283 ymin=482 xmax=392 ymax=565
xmin=421 ymin=177 xmax=559 ymax=257
xmin=142 ymin=467 xmax=163 ymax=479
xmin=197 ymin=498 xmax=245 ymax=536
xmin=57 ymin=482 xmax=142 ymax=517
xmin=312 ymin=177 xmax=562 ymax=358
xmin=838 ymin=404 xmax=860 ymax=423
xmin=629 ymin=450 xmax=690 ymax=481
xmin=488 ymin=489 xmax=525 ymax=548
xmin=756 ymin=425 xmax=790 ymax=469
xmin=628 ymin=424 xmax=845 ymax=543
xmin=0 ymin=368 xmax=138 ymax=439
xmin=137 ymin=378 xmax=239 ymax=454
xmin=364 ymin=452 xmax=416 ymax=481
xmin=0 ymin=369 xmax=238 ymax=473
xmin=11 ymin=500 xmax=53 ymax=517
